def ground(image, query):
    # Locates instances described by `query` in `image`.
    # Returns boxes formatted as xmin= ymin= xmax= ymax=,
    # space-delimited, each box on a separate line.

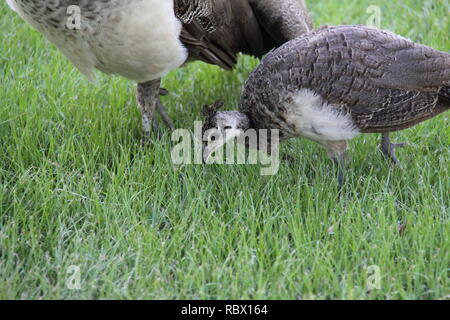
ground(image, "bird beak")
xmin=202 ymin=128 xmax=242 ymax=164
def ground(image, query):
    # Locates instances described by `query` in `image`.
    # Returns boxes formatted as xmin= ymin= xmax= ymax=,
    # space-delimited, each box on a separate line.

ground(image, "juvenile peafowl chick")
xmin=202 ymin=25 xmax=450 ymax=187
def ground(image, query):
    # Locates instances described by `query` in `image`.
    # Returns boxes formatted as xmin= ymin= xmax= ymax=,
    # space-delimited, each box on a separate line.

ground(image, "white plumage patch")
xmin=6 ymin=0 xmax=18 ymax=12
xmin=8 ymin=0 xmax=188 ymax=83
xmin=283 ymin=88 xmax=360 ymax=143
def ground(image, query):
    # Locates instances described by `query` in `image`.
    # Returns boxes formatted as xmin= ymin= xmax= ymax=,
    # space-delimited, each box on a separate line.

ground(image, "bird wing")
xmin=176 ymin=0 xmax=234 ymax=70
xmin=257 ymin=25 xmax=450 ymax=130
xmin=179 ymin=22 xmax=236 ymax=70
xmin=248 ymin=0 xmax=313 ymax=43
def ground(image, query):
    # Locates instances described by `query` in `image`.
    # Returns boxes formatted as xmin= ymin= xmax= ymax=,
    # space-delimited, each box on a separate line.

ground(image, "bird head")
xmin=201 ymin=101 xmax=251 ymax=163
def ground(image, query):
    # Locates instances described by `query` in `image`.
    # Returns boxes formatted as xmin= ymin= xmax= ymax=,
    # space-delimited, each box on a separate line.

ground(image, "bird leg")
xmin=137 ymin=79 xmax=174 ymax=143
xmin=380 ymin=133 xmax=408 ymax=165
xmin=137 ymin=79 xmax=160 ymax=143
xmin=156 ymin=100 xmax=175 ymax=130
xmin=326 ymin=141 xmax=348 ymax=190
xmin=157 ymin=87 xmax=175 ymax=130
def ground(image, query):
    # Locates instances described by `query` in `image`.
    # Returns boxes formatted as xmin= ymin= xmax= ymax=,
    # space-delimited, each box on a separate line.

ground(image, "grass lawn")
xmin=0 ymin=0 xmax=448 ymax=299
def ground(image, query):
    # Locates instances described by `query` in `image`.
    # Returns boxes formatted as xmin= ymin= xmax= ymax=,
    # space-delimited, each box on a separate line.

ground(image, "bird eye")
xmin=224 ymin=126 xmax=232 ymax=130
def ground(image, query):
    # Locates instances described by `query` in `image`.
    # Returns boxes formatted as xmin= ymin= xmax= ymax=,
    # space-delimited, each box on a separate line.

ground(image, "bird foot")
xmin=156 ymin=101 xmax=175 ymax=131
xmin=327 ymin=141 xmax=348 ymax=191
xmin=155 ymin=87 xmax=174 ymax=131
xmin=138 ymin=80 xmax=174 ymax=144
xmin=140 ymin=103 xmax=174 ymax=144
xmin=381 ymin=141 xmax=409 ymax=166
xmin=333 ymin=159 xmax=345 ymax=191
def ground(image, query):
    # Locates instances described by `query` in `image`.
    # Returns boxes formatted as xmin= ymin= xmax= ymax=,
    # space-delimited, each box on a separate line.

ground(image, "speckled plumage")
xmin=178 ymin=0 xmax=313 ymax=70
xmin=8 ymin=0 xmax=313 ymax=79
xmin=202 ymin=25 xmax=449 ymax=187
xmin=241 ymin=25 xmax=449 ymax=135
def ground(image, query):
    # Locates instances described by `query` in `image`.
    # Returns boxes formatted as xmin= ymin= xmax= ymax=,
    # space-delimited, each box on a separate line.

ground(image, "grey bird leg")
xmin=157 ymin=88 xmax=175 ymax=130
xmin=137 ymin=79 xmax=161 ymax=143
xmin=327 ymin=141 xmax=348 ymax=190
xmin=156 ymin=100 xmax=175 ymax=130
xmin=380 ymin=133 xmax=408 ymax=165
xmin=137 ymin=80 xmax=175 ymax=143
xmin=333 ymin=153 xmax=346 ymax=191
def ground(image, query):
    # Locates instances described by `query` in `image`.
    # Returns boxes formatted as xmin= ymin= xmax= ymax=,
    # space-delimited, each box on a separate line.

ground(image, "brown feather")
xmin=240 ymin=25 xmax=450 ymax=133
xmin=175 ymin=0 xmax=313 ymax=70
